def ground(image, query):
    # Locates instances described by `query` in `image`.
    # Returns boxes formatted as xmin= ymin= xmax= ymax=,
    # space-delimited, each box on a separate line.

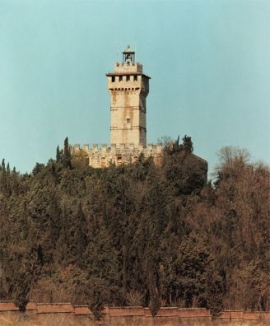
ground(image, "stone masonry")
xmin=107 ymin=45 xmax=150 ymax=147
xmin=71 ymin=45 xmax=163 ymax=168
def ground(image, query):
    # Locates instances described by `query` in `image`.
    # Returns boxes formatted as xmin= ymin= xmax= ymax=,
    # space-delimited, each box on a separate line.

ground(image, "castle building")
xmin=72 ymin=46 xmax=163 ymax=168
xmin=72 ymin=46 xmax=207 ymax=179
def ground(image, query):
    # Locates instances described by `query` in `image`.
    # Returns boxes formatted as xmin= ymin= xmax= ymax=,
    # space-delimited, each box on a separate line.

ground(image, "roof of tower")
xmin=123 ymin=45 xmax=135 ymax=54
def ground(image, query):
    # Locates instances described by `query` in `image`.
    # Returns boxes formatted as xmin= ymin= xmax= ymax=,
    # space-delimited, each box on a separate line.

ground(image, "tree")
xmin=56 ymin=146 xmax=61 ymax=163
xmin=162 ymin=137 xmax=207 ymax=196
xmin=210 ymin=147 xmax=270 ymax=310
xmin=62 ymin=137 xmax=72 ymax=169
xmin=0 ymin=139 xmax=269 ymax=315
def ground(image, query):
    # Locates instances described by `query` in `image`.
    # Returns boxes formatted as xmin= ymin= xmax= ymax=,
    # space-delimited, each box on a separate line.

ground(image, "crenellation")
xmin=148 ymin=143 xmax=153 ymax=150
xmin=83 ymin=144 xmax=89 ymax=151
xmin=92 ymin=144 xmax=98 ymax=152
xmin=114 ymin=62 xmax=143 ymax=74
xmin=102 ymin=144 xmax=107 ymax=154
xmin=71 ymin=140 xmax=206 ymax=171
xmin=72 ymin=141 xmax=166 ymax=168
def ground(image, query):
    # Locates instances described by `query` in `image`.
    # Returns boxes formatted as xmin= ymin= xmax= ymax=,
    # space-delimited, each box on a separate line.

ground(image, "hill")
xmin=0 ymin=137 xmax=269 ymax=319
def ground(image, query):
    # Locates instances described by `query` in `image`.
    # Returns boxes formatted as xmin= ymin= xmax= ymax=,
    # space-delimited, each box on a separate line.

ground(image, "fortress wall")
xmin=37 ymin=303 xmax=74 ymax=314
xmin=1 ymin=301 xmax=269 ymax=325
xmin=71 ymin=143 xmax=164 ymax=168
xmin=0 ymin=302 xmax=19 ymax=311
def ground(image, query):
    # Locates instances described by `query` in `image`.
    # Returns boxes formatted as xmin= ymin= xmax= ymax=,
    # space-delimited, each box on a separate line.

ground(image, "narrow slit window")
xmin=134 ymin=75 xmax=137 ymax=81
xmin=126 ymin=75 xmax=130 ymax=81
xmin=112 ymin=76 xmax=115 ymax=82
xmin=119 ymin=76 xmax=123 ymax=82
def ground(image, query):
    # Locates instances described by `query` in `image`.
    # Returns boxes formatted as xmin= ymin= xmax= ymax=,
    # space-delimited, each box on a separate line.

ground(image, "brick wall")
xmin=0 ymin=301 xmax=269 ymax=325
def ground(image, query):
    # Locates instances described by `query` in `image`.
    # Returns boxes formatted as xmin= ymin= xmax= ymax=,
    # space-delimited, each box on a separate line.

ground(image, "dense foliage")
xmin=0 ymin=138 xmax=269 ymax=318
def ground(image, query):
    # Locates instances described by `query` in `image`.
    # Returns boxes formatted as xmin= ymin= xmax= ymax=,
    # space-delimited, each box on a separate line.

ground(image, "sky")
xmin=0 ymin=0 xmax=269 ymax=176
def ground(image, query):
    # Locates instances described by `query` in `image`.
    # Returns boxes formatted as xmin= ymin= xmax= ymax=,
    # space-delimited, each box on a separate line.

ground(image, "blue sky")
xmin=0 ymin=0 xmax=269 ymax=175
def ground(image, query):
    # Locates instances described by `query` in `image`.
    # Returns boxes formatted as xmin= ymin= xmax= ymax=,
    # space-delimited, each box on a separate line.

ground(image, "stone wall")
xmin=71 ymin=143 xmax=163 ymax=168
xmin=0 ymin=302 xmax=269 ymax=325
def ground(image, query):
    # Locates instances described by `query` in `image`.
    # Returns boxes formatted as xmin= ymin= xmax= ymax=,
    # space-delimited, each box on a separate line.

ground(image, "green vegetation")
xmin=0 ymin=137 xmax=269 ymax=319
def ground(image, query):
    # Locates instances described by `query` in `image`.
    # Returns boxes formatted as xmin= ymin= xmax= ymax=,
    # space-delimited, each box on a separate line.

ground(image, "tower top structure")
xmin=123 ymin=45 xmax=135 ymax=64
xmin=107 ymin=45 xmax=149 ymax=77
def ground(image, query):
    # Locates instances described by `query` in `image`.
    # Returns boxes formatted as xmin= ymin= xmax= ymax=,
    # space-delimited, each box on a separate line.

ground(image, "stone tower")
xmin=106 ymin=46 xmax=150 ymax=147
xmin=71 ymin=45 xmax=207 ymax=176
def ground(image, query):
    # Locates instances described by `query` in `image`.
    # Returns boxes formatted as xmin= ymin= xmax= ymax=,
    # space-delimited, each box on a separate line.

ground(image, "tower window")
xmin=112 ymin=76 xmax=115 ymax=82
xmin=119 ymin=76 xmax=123 ymax=82
xmin=126 ymin=118 xmax=130 ymax=124
xmin=134 ymin=75 xmax=137 ymax=81
xmin=126 ymin=75 xmax=130 ymax=82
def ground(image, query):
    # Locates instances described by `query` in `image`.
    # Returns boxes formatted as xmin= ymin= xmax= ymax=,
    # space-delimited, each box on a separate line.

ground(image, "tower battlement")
xmin=71 ymin=143 xmax=163 ymax=168
xmin=113 ymin=62 xmax=143 ymax=74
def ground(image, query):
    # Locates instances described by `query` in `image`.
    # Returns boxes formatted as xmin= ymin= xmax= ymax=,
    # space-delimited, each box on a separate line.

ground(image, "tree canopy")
xmin=0 ymin=139 xmax=269 ymax=318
